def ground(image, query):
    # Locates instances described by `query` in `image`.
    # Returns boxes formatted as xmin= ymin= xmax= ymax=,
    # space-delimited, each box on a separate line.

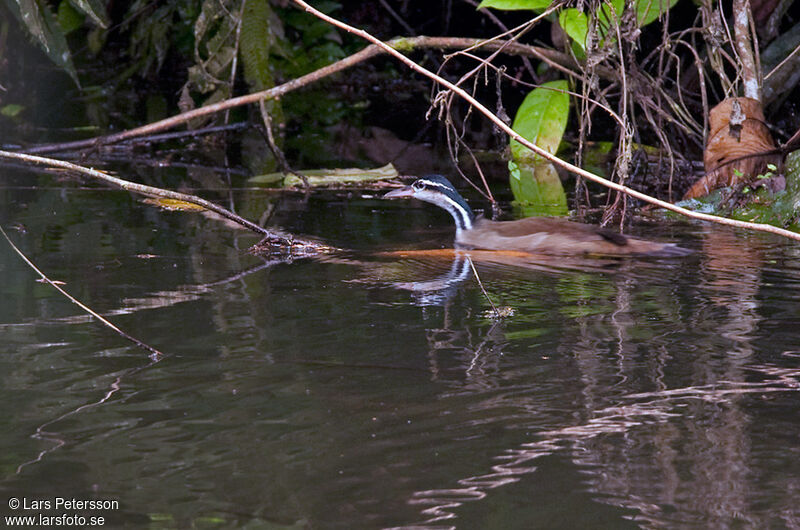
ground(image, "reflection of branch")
xmin=292 ymin=0 xmax=800 ymax=242
xmin=4 ymin=223 xmax=163 ymax=473
xmin=16 ymin=360 xmax=161 ymax=474
xmin=9 ymin=258 xmax=287 ymax=474
xmin=406 ymin=392 xmax=681 ymax=525
xmin=408 ymin=362 xmax=800 ymax=527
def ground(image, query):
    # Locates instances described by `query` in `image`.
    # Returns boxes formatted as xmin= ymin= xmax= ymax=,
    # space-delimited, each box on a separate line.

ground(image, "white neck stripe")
xmin=435 ymin=193 xmax=473 ymax=232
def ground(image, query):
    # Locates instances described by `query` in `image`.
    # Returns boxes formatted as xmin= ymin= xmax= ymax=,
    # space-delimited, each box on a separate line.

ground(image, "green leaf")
xmin=477 ymin=0 xmax=553 ymax=11
xmin=1 ymin=104 xmax=25 ymax=117
xmin=8 ymin=0 xmax=79 ymax=85
xmin=57 ymin=1 xmax=82 ymax=34
xmin=508 ymin=81 xmax=569 ymax=211
xmin=597 ymin=0 xmax=676 ymax=31
xmin=508 ymin=161 xmax=568 ymax=215
xmin=508 ymin=160 xmax=521 ymax=181
xmin=68 ymin=0 xmax=108 ymax=28
xmin=558 ymin=9 xmax=589 ymax=51
xmin=510 ymin=79 xmax=570 ymax=162
xmin=577 ymin=0 xmax=677 ymax=51
xmin=241 ymin=0 xmax=277 ymax=91
xmin=634 ymin=0 xmax=677 ymax=27
xmin=599 ymin=0 xmax=624 ymax=24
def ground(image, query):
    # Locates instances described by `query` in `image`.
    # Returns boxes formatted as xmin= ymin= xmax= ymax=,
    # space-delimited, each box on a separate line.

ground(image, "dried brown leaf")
xmin=684 ymin=97 xmax=778 ymax=199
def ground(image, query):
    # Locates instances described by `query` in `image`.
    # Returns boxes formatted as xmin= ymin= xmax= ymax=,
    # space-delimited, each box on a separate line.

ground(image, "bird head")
xmin=383 ymin=175 xmax=475 ymax=232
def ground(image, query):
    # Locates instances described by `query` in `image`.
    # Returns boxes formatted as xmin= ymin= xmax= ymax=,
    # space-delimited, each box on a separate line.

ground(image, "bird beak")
xmin=383 ymin=185 xmax=415 ymax=199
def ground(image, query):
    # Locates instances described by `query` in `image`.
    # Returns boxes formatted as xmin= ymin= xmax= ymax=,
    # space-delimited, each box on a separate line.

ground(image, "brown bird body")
xmin=384 ymin=175 xmax=690 ymax=258
xmin=457 ymin=216 xmax=684 ymax=256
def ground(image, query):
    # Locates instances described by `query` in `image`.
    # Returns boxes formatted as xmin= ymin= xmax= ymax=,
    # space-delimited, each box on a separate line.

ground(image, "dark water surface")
xmin=3 ymin=169 xmax=800 ymax=529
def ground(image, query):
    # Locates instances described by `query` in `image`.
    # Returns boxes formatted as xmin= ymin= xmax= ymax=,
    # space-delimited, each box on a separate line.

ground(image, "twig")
xmin=733 ymin=0 xmax=760 ymax=100
xmin=225 ymin=0 xmax=247 ymax=124
xmin=378 ymin=0 xmax=416 ymax=37
xmin=764 ymin=41 xmax=800 ymax=82
xmin=466 ymin=255 xmax=499 ymax=319
xmin=0 ymin=224 xmax=164 ymax=360
xmin=292 ymin=0 xmax=800 ymax=242
xmin=114 ymin=122 xmax=249 ymax=146
xmin=255 ymin=102 xmax=309 ymax=187
xmin=462 ymin=0 xmax=537 ymax=80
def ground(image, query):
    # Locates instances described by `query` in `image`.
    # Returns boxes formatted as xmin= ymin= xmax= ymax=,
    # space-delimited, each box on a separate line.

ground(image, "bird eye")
xmin=412 ymin=180 xmax=425 ymax=191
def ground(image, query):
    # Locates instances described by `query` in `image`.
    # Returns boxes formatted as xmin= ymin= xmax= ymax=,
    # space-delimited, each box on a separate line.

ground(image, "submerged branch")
xmin=0 ymin=224 xmax=164 ymax=359
xmin=292 ymin=0 xmax=800 ymax=242
xmin=0 ymin=149 xmax=336 ymax=255
xmin=0 ymin=149 xmax=273 ymax=235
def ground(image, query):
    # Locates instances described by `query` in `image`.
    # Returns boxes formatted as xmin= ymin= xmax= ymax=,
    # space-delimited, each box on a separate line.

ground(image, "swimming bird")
xmin=383 ymin=175 xmax=690 ymax=257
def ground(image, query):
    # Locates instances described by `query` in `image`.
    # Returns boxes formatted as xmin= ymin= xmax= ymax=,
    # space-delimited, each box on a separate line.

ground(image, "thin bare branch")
xmin=0 ymin=149 xmax=285 ymax=239
xmin=0 ymin=224 xmax=164 ymax=359
xmin=466 ymin=255 xmax=500 ymax=319
xmin=733 ymin=0 xmax=760 ymax=100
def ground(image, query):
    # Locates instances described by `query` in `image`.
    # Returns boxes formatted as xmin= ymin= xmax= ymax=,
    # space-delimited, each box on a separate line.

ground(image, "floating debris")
xmin=248 ymin=234 xmax=339 ymax=257
xmin=483 ymin=306 xmax=515 ymax=319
